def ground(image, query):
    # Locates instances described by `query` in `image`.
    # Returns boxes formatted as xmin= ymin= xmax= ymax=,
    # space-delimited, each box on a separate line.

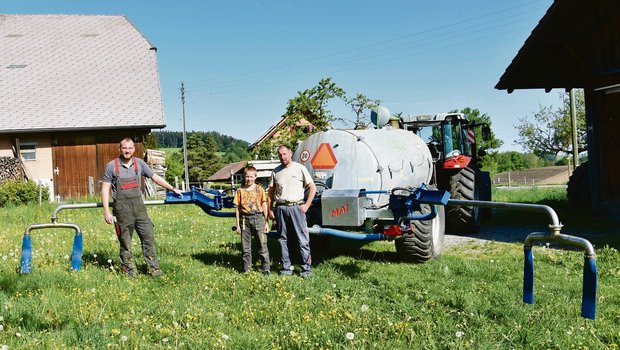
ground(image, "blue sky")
xmin=3 ymin=0 xmax=559 ymax=151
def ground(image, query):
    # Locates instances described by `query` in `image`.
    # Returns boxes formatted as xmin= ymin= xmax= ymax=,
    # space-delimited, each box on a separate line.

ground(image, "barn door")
xmin=52 ymin=135 xmax=97 ymax=199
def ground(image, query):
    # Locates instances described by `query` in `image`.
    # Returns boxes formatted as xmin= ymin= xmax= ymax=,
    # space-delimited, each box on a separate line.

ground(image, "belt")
xmin=275 ymin=201 xmax=304 ymax=207
xmin=242 ymin=212 xmax=263 ymax=217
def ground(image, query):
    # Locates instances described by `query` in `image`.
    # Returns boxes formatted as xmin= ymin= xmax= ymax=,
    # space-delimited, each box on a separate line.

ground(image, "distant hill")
xmin=493 ymin=166 xmax=572 ymax=186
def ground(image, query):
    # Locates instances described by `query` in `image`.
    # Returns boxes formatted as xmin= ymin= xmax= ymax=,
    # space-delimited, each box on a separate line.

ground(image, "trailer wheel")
xmin=395 ymin=204 xmax=445 ymax=262
xmin=567 ymin=161 xmax=590 ymax=208
xmin=446 ymin=166 xmax=481 ymax=234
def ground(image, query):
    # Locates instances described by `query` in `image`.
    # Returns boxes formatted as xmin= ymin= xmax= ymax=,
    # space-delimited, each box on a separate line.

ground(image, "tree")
xmin=143 ymin=132 xmax=158 ymax=150
xmin=515 ymin=89 xmax=586 ymax=158
xmin=186 ymin=132 xmax=223 ymax=183
xmin=164 ymin=151 xmax=184 ymax=184
xmin=256 ymin=78 xmax=346 ymax=158
xmin=450 ymin=107 xmax=503 ymax=151
xmin=343 ymin=93 xmax=381 ymax=129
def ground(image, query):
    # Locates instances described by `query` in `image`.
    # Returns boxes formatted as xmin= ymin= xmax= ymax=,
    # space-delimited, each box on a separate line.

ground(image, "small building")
xmin=496 ymin=0 xmax=620 ymax=214
xmin=207 ymin=159 xmax=281 ymax=189
xmin=0 ymin=15 xmax=165 ymax=200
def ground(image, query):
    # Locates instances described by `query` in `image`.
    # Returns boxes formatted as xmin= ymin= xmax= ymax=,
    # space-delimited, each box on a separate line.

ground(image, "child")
xmin=234 ymin=166 xmax=271 ymax=274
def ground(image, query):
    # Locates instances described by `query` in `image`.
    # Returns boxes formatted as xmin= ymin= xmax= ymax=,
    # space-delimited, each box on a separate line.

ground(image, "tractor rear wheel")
xmin=445 ymin=166 xmax=481 ymax=234
xmin=395 ymin=204 xmax=445 ymax=262
xmin=567 ymin=161 xmax=590 ymax=208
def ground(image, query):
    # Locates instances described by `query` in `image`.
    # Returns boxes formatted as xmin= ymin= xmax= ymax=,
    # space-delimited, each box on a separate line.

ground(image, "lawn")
xmin=0 ymin=189 xmax=618 ymax=349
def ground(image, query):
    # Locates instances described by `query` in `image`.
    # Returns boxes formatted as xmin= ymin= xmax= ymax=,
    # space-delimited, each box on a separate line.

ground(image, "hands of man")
xmin=104 ymin=212 xmax=114 ymax=225
xmin=299 ymin=203 xmax=310 ymax=213
xmin=268 ymin=209 xmax=275 ymax=219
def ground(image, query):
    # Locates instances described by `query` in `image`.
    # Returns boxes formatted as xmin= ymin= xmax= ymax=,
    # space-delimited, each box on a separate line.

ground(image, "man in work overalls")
xmin=101 ymin=138 xmax=183 ymax=278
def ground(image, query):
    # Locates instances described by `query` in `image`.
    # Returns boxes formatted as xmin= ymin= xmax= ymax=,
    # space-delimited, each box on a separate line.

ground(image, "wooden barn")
xmin=0 ymin=15 xmax=165 ymax=200
xmin=496 ymin=0 xmax=620 ymax=214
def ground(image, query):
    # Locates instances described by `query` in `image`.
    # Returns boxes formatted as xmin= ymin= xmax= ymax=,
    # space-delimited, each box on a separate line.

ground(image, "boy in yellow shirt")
xmin=234 ymin=166 xmax=270 ymax=274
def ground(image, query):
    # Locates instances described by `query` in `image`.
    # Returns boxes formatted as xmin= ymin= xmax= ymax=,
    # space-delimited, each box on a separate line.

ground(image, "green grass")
xmin=0 ymin=192 xmax=619 ymax=349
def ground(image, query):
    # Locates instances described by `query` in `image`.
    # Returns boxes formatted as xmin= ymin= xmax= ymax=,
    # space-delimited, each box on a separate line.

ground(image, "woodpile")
xmin=0 ymin=156 xmax=23 ymax=183
xmin=144 ymin=150 xmax=167 ymax=197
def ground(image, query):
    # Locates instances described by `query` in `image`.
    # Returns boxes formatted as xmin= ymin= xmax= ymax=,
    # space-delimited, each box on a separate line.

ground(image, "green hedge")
xmin=0 ymin=180 xmax=49 ymax=207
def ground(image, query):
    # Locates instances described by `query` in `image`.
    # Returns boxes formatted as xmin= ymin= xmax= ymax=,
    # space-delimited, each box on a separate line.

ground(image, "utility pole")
xmin=569 ymin=89 xmax=579 ymax=170
xmin=181 ymin=82 xmax=190 ymax=190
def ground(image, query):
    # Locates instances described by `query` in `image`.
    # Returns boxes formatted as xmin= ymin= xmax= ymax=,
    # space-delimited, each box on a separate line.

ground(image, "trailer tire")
xmin=446 ymin=166 xmax=481 ymax=234
xmin=395 ymin=204 xmax=445 ymax=262
xmin=567 ymin=161 xmax=590 ymax=208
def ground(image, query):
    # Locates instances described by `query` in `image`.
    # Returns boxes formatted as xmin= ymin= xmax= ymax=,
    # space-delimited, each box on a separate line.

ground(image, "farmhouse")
xmin=0 ymin=14 xmax=164 ymax=200
xmin=496 ymin=0 xmax=620 ymax=214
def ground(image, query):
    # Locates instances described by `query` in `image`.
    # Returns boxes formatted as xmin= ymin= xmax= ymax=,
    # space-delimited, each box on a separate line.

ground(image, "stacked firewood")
xmin=144 ymin=150 xmax=167 ymax=197
xmin=0 ymin=156 xmax=23 ymax=183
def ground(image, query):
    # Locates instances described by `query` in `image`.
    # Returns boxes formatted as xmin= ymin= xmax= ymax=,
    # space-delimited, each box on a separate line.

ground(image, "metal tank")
xmin=293 ymin=127 xmax=433 ymax=208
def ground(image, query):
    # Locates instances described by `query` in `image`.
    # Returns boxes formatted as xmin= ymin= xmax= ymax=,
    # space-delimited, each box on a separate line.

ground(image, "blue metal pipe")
xmin=71 ymin=231 xmax=83 ymax=271
xmin=20 ymin=235 xmax=32 ymax=274
xmin=307 ymin=226 xmax=386 ymax=241
xmin=582 ymin=256 xmax=598 ymax=319
xmin=523 ymin=246 xmax=534 ymax=304
xmin=407 ymin=205 xmax=438 ymax=221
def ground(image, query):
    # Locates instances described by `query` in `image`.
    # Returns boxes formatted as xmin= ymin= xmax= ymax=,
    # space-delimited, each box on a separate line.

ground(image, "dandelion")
xmin=0 ymin=316 xmax=3 ymax=321
xmin=1 ymin=344 xmax=7 ymax=350
xmin=221 ymin=334 xmax=229 ymax=341
xmin=332 ymin=284 xmax=337 ymax=288
xmin=162 ymin=338 xmax=168 ymax=343
xmin=91 ymin=288 xmax=96 ymax=293
xmin=360 ymin=304 xmax=369 ymax=312
xmin=121 ymin=335 xmax=128 ymax=342
xmin=64 ymin=255 xmax=69 ymax=260
xmin=107 ymin=259 xmax=112 ymax=264
xmin=15 ymin=333 xmax=21 ymax=337
xmin=2 ymin=256 xmax=7 ymax=261
xmin=289 ymin=330 xmax=296 ymax=337
xmin=216 ymin=312 xmax=224 ymax=318
xmin=93 ymin=253 xmax=97 ymax=258
xmin=345 ymin=332 xmax=355 ymax=340
xmin=455 ymin=331 xmax=464 ymax=338
xmin=0 ymin=325 xmax=4 ymax=332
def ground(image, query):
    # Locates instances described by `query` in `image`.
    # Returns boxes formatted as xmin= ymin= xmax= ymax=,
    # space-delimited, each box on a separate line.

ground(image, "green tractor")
xmin=399 ymin=112 xmax=492 ymax=234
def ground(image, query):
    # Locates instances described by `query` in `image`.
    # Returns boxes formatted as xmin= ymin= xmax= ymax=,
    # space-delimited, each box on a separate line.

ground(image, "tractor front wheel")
xmin=445 ymin=166 xmax=481 ymax=234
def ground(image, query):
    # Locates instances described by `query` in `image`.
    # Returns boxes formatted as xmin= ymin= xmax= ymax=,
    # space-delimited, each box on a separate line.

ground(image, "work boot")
xmin=150 ymin=268 xmax=163 ymax=277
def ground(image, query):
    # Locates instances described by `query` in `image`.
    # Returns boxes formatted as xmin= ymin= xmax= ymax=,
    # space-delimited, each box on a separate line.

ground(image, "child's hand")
xmin=236 ymin=225 xmax=241 ymax=234
xmin=264 ymin=222 xmax=270 ymax=233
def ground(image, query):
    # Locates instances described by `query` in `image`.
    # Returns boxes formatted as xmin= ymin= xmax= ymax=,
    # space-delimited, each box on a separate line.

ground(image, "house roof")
xmin=207 ymin=160 xmax=248 ymax=182
xmin=0 ymin=14 xmax=165 ymax=134
xmin=496 ymin=0 xmax=620 ymax=92
xmin=247 ymin=115 xmax=316 ymax=151
xmin=248 ymin=116 xmax=288 ymax=151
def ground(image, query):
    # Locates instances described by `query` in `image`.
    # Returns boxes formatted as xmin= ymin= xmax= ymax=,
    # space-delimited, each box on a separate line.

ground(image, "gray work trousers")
xmin=240 ymin=214 xmax=270 ymax=272
xmin=276 ymin=205 xmax=311 ymax=272
xmin=113 ymin=197 xmax=159 ymax=275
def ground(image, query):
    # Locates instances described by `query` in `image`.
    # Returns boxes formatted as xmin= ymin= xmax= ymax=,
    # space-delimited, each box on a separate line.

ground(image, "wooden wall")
xmin=52 ymin=130 xmax=148 ymax=199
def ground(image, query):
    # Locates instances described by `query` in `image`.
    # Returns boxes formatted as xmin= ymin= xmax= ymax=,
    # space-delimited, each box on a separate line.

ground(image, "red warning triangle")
xmin=311 ymin=143 xmax=337 ymax=169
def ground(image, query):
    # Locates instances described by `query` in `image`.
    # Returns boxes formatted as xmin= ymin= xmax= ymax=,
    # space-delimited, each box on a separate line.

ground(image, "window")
xmin=19 ymin=142 xmax=37 ymax=161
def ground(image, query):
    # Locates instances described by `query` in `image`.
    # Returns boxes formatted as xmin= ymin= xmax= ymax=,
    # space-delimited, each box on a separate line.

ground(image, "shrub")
xmin=0 ymin=180 xmax=49 ymax=207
